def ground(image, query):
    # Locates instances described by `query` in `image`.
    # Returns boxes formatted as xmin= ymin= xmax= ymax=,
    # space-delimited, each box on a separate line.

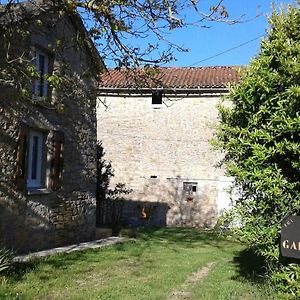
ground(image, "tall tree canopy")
xmin=0 ymin=0 xmax=235 ymax=67
xmin=216 ymin=3 xmax=300 ymax=297
xmin=0 ymin=0 xmax=238 ymax=99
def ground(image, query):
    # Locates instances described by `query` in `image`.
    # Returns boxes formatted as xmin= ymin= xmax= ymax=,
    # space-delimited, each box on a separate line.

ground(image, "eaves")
xmin=98 ymin=87 xmax=229 ymax=97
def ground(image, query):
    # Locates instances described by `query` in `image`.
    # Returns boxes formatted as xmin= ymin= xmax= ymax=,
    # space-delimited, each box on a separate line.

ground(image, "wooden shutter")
xmin=49 ymin=130 xmax=64 ymax=190
xmin=15 ymin=125 xmax=28 ymax=191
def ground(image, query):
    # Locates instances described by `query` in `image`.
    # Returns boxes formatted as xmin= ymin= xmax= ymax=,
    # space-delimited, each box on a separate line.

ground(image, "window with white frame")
xmin=16 ymin=126 xmax=64 ymax=192
xmin=27 ymin=130 xmax=45 ymax=188
xmin=32 ymin=49 xmax=49 ymax=99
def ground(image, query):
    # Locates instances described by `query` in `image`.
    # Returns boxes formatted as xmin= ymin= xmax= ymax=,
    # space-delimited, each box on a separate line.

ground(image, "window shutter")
xmin=49 ymin=131 xmax=64 ymax=190
xmin=15 ymin=125 xmax=28 ymax=191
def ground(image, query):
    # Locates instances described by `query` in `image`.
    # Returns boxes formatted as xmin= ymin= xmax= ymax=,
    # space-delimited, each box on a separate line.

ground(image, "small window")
xmin=32 ymin=49 xmax=49 ymax=99
xmin=27 ymin=130 xmax=45 ymax=188
xmin=183 ymin=182 xmax=198 ymax=195
xmin=152 ymin=91 xmax=163 ymax=105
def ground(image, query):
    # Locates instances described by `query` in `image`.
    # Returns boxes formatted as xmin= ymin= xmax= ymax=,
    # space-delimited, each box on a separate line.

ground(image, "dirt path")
xmin=166 ymin=262 xmax=216 ymax=300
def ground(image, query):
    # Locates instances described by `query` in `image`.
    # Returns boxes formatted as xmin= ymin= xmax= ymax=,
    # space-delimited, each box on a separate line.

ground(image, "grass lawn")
xmin=0 ymin=228 xmax=278 ymax=300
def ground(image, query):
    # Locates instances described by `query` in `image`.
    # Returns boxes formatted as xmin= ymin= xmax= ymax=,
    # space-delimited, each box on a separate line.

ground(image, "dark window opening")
xmin=183 ymin=182 xmax=198 ymax=195
xmin=32 ymin=48 xmax=51 ymax=99
xmin=31 ymin=135 xmax=39 ymax=180
xmin=152 ymin=91 xmax=163 ymax=105
xmin=27 ymin=130 xmax=44 ymax=188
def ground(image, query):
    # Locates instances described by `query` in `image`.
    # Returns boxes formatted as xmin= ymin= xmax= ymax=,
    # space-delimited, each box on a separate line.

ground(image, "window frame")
xmin=32 ymin=49 xmax=49 ymax=100
xmin=15 ymin=125 xmax=65 ymax=193
xmin=27 ymin=130 xmax=45 ymax=189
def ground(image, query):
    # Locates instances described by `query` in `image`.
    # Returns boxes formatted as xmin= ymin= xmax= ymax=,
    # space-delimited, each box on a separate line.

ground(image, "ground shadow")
xmin=96 ymin=142 xmax=169 ymax=233
xmin=231 ymin=247 xmax=268 ymax=284
xmin=6 ymin=228 xmax=238 ymax=283
xmin=7 ymin=260 xmax=39 ymax=282
xmin=8 ymin=246 xmax=106 ymax=283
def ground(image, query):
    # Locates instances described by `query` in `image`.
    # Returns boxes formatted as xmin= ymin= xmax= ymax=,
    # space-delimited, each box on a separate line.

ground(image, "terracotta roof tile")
xmin=99 ymin=66 xmax=240 ymax=89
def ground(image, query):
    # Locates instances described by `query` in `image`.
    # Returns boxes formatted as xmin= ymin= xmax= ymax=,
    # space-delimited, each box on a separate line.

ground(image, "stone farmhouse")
xmin=0 ymin=2 xmax=241 ymax=254
xmin=97 ymin=67 xmax=239 ymax=228
xmin=0 ymin=2 xmax=105 ymax=253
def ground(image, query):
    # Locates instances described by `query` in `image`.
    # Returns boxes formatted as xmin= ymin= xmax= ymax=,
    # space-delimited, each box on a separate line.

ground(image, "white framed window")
xmin=27 ymin=130 xmax=45 ymax=188
xmin=16 ymin=127 xmax=64 ymax=193
xmin=32 ymin=49 xmax=49 ymax=100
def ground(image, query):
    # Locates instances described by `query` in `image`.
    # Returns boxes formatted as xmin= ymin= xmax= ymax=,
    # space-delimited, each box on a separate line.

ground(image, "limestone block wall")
xmin=0 ymin=13 xmax=98 ymax=253
xmin=97 ymin=92 xmax=234 ymax=228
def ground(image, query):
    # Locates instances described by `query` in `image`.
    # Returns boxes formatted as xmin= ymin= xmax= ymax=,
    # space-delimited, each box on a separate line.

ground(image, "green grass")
xmin=0 ymin=228 xmax=279 ymax=300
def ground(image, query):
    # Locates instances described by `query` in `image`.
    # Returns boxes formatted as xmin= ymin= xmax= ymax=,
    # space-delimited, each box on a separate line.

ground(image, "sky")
xmin=166 ymin=0 xmax=297 ymax=67
xmin=1 ymin=0 xmax=296 ymax=68
xmin=104 ymin=0 xmax=297 ymax=68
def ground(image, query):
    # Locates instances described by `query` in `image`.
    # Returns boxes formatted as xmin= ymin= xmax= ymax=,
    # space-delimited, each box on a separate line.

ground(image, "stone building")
xmin=97 ymin=67 xmax=239 ymax=228
xmin=0 ymin=2 xmax=105 ymax=253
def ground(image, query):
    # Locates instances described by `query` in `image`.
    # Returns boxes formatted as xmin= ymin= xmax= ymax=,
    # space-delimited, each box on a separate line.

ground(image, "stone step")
xmin=15 ymin=237 xmax=129 ymax=262
xmin=95 ymin=228 xmax=112 ymax=239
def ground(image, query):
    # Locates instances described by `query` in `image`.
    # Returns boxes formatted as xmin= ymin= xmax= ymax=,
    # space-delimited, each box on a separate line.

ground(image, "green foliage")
xmin=96 ymin=142 xmax=132 ymax=231
xmin=272 ymin=264 xmax=300 ymax=299
xmin=0 ymin=249 xmax=14 ymax=274
xmin=44 ymin=74 xmax=63 ymax=89
xmin=216 ymin=3 xmax=300 ymax=297
xmin=26 ymin=64 xmax=39 ymax=79
xmin=1 ymin=0 xmax=234 ymax=73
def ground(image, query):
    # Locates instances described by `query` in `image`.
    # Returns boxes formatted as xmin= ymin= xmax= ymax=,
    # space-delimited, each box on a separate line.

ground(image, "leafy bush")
xmin=215 ymin=3 xmax=300 ymax=298
xmin=0 ymin=248 xmax=14 ymax=274
xmin=272 ymin=264 xmax=300 ymax=299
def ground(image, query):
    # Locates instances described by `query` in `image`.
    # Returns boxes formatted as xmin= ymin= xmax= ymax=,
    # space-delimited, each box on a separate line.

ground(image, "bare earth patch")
xmin=167 ymin=262 xmax=216 ymax=300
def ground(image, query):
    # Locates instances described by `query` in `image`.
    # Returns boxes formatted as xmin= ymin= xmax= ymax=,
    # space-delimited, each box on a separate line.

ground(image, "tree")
xmin=0 ymin=0 xmax=237 ymax=98
xmin=1 ymin=0 xmax=234 ymax=66
xmin=216 ymin=3 xmax=300 ymax=297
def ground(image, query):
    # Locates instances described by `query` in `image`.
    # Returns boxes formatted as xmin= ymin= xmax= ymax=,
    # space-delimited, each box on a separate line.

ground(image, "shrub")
xmin=0 ymin=248 xmax=14 ymax=274
xmin=272 ymin=264 xmax=300 ymax=299
xmin=216 ymin=3 xmax=300 ymax=297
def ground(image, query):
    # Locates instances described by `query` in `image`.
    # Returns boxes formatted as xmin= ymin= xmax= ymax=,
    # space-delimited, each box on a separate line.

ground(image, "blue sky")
xmin=164 ymin=0 xmax=297 ymax=67
xmin=103 ymin=0 xmax=297 ymax=68
xmin=2 ymin=0 xmax=296 ymax=68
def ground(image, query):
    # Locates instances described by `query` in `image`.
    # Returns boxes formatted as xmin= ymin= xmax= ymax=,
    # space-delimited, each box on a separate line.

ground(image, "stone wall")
xmin=97 ymin=92 xmax=234 ymax=228
xmin=0 ymin=12 xmax=99 ymax=253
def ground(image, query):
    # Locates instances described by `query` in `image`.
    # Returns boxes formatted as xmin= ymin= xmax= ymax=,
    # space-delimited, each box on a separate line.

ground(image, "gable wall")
xmin=97 ymin=93 xmax=234 ymax=228
xmin=0 ymin=13 xmax=99 ymax=253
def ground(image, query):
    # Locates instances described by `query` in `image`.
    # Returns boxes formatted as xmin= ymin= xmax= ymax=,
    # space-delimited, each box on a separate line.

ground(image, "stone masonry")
xmin=0 ymin=7 xmax=102 ymax=253
xmin=97 ymin=91 xmax=235 ymax=228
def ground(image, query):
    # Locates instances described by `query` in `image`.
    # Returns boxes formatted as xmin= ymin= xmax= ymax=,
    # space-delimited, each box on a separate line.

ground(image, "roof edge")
xmin=68 ymin=13 xmax=107 ymax=75
xmin=98 ymin=86 xmax=229 ymax=95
